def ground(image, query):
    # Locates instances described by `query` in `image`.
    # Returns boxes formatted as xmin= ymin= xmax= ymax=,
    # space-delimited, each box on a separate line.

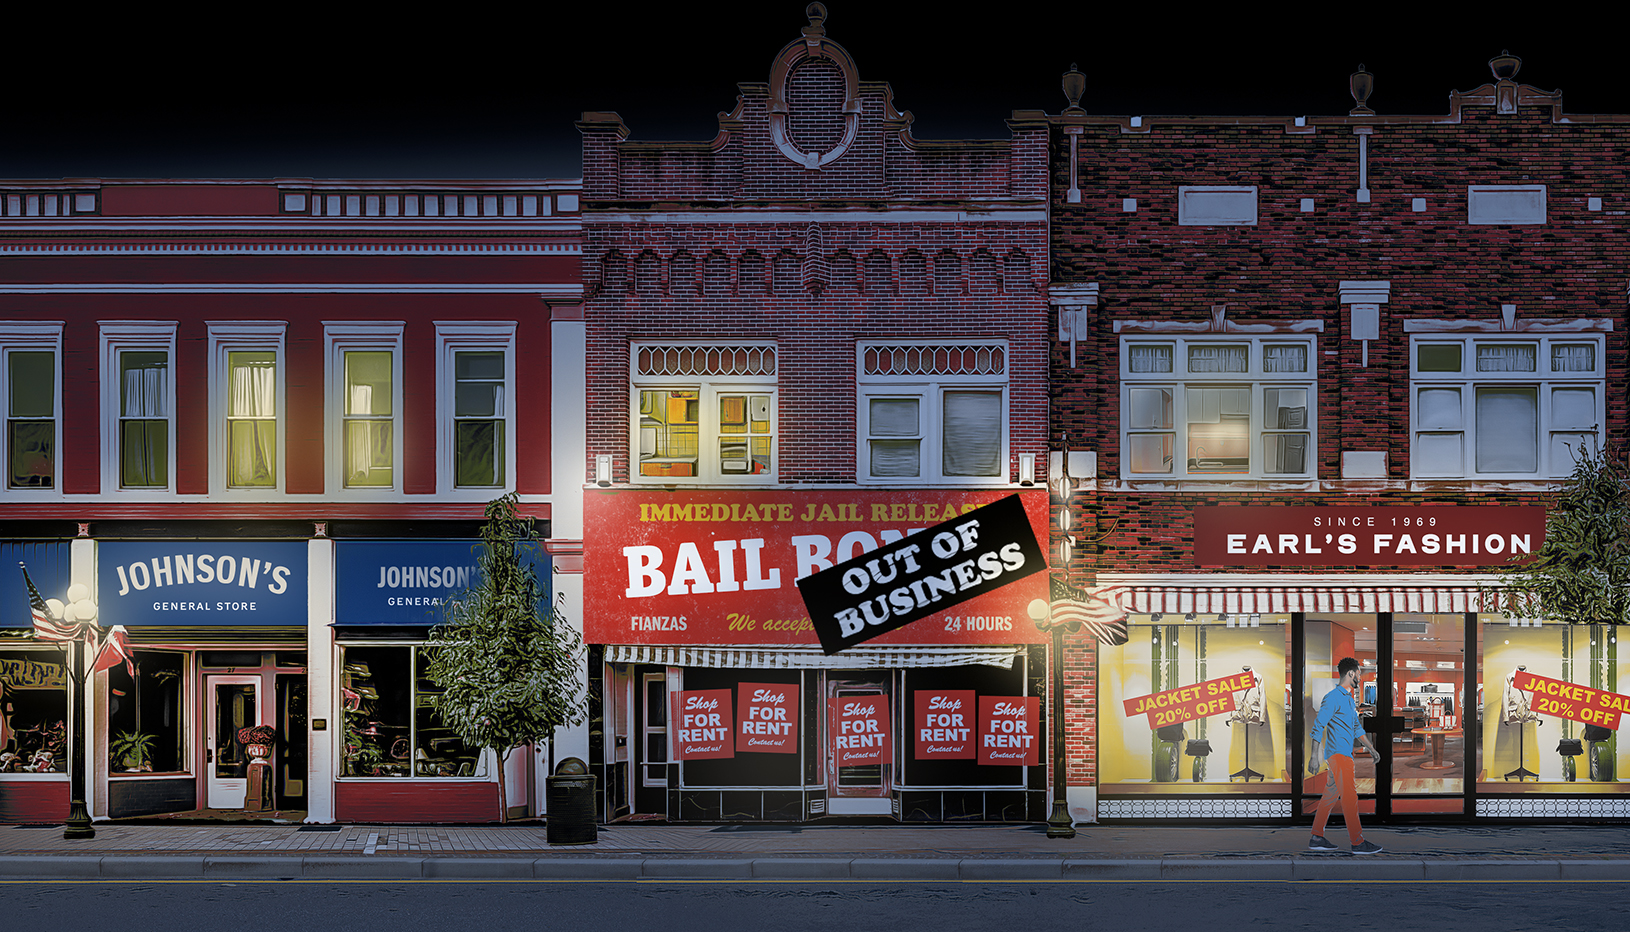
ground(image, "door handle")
xmin=206 ymin=749 xmax=213 ymax=763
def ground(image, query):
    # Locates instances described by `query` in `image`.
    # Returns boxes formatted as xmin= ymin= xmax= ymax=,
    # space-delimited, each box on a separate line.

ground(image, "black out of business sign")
xmin=798 ymin=495 xmax=1045 ymax=654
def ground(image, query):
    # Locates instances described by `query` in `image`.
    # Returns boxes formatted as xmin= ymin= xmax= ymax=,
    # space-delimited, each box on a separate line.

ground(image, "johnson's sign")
xmin=1193 ymin=506 xmax=1546 ymax=567
xmin=584 ymin=490 xmax=1049 ymax=646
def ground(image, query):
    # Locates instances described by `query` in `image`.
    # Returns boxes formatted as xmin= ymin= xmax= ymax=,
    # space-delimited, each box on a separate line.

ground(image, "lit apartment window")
xmin=631 ymin=343 xmax=777 ymax=482
xmin=5 ymin=349 xmax=56 ymax=489
xmin=209 ymin=322 xmax=286 ymax=494
xmin=1120 ymin=336 xmax=1315 ymax=479
xmin=102 ymin=322 xmax=177 ymax=493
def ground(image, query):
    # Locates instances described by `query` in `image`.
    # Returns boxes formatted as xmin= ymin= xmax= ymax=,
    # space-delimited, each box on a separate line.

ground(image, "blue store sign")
xmin=335 ymin=540 xmax=551 ymax=626
xmin=1 ymin=542 xmax=70 ymax=628
xmin=97 ymin=541 xmax=308 ymax=626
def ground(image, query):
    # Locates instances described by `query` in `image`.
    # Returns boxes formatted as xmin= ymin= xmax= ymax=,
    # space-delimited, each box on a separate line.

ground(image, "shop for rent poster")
xmin=737 ymin=682 xmax=798 ymax=753
xmin=978 ymin=696 xmax=1039 ymax=766
xmin=914 ymin=689 xmax=975 ymax=759
xmin=675 ymin=688 xmax=734 ymax=760
xmin=830 ymin=696 xmax=890 ymax=767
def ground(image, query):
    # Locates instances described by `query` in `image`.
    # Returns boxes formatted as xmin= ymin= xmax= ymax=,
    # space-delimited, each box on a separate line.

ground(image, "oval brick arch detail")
xmin=768 ymin=3 xmax=861 ymax=170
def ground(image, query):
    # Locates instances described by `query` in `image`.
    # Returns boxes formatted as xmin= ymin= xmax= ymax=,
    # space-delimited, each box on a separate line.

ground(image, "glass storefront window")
xmin=341 ymin=645 xmax=485 ymax=778
xmin=107 ymin=650 xmax=186 ymax=773
xmin=1100 ymin=615 xmax=1291 ymax=791
xmin=0 ymin=649 xmax=68 ymax=773
xmin=1481 ymin=617 xmax=1624 ymax=789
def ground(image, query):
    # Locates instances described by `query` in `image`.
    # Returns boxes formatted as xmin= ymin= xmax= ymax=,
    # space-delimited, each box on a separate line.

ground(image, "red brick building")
xmin=1047 ymin=54 xmax=1630 ymax=822
xmin=579 ymin=7 xmax=1054 ymax=822
xmin=0 ymin=178 xmax=583 ymax=823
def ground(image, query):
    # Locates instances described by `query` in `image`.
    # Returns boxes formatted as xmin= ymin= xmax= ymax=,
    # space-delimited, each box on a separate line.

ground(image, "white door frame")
xmin=204 ymin=674 xmax=265 ymax=810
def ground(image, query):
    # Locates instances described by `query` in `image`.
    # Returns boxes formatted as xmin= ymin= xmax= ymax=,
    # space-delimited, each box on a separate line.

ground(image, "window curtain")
xmin=1552 ymin=344 xmax=1595 ymax=372
xmin=228 ymin=356 xmax=276 ymax=487
xmin=1475 ymin=387 xmax=1537 ymax=473
xmin=1187 ymin=345 xmax=1248 ymax=373
xmin=1262 ymin=345 xmax=1307 ymax=373
xmin=942 ymin=391 xmax=1001 ymax=476
xmin=1475 ymin=344 xmax=1536 ymax=372
xmin=121 ymin=358 xmax=166 ymax=487
xmin=1128 ymin=345 xmax=1172 ymax=373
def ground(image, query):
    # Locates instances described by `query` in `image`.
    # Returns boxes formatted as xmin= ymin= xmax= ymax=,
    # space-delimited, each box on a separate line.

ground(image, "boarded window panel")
xmin=869 ymin=398 xmax=919 ymax=436
xmin=1551 ymin=387 xmax=1596 ymax=431
xmin=1415 ymin=433 xmax=1463 ymax=477
xmin=1475 ymin=387 xmax=1537 ymax=473
xmin=1417 ymin=344 xmax=1463 ymax=373
xmin=1177 ymin=186 xmax=1258 ymax=225
xmin=870 ymin=440 xmax=920 ymax=477
xmin=1468 ymin=185 xmax=1546 ymax=225
xmin=1418 ymin=388 xmax=1462 ymax=430
xmin=942 ymin=391 xmax=1001 ymax=477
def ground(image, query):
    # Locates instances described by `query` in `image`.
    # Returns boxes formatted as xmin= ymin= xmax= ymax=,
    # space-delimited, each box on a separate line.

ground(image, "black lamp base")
xmin=63 ymin=801 xmax=95 ymax=839
xmin=1045 ymin=797 xmax=1076 ymax=839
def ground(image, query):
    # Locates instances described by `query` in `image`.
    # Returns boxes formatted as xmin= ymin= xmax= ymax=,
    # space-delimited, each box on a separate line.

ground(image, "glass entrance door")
xmin=826 ymin=673 xmax=892 ymax=816
xmin=1300 ymin=613 xmax=1473 ymax=821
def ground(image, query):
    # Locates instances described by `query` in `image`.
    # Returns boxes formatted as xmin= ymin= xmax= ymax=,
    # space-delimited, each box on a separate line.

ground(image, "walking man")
xmin=1308 ymin=656 xmax=1383 ymax=854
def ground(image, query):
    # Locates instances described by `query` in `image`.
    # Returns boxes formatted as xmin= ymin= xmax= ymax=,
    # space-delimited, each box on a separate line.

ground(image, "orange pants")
xmin=1313 ymin=753 xmax=1364 ymax=845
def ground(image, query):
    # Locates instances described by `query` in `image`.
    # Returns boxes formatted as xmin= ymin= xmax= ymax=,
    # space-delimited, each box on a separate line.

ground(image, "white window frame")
xmin=207 ymin=322 xmax=287 ymax=498
xmin=325 ymin=322 xmax=405 ymax=498
xmin=101 ymin=322 xmax=178 ymax=497
xmin=1178 ymin=185 xmax=1259 ymax=226
xmin=629 ymin=341 xmax=778 ymax=485
xmin=0 ymin=321 xmax=65 ymax=498
xmin=1468 ymin=184 xmax=1546 ymax=225
xmin=1119 ymin=335 xmax=1317 ymax=481
xmin=436 ymin=321 xmax=517 ymax=497
xmin=1409 ymin=333 xmax=1603 ymax=480
xmin=856 ymin=340 xmax=1009 ymax=487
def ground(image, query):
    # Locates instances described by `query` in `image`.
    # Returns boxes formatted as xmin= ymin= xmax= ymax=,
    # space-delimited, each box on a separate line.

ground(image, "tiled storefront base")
xmin=1099 ymin=797 xmax=1294 ymax=819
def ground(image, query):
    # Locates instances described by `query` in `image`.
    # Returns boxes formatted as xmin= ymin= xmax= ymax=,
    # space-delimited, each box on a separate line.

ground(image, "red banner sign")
xmin=737 ymin=682 xmax=798 ymax=753
xmin=829 ymin=696 xmax=890 ymax=767
xmin=1513 ymin=670 xmax=1629 ymax=730
xmin=978 ymin=696 xmax=1039 ymax=766
xmin=1122 ymin=671 xmax=1256 ymax=728
xmin=675 ymin=689 xmax=734 ymax=760
xmin=914 ymin=690 xmax=976 ymax=759
xmin=1193 ymin=506 xmax=1546 ymax=567
xmin=584 ymin=490 xmax=1050 ymax=645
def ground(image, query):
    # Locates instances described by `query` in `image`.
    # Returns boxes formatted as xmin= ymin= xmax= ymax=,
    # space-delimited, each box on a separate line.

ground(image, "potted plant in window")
xmin=111 ymin=730 xmax=156 ymax=772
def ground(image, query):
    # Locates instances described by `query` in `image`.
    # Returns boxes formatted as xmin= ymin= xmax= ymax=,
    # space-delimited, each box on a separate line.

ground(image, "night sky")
xmin=2 ymin=4 xmax=1621 ymax=180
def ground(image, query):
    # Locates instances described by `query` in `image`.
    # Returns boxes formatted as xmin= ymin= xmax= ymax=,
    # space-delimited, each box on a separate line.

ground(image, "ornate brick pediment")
xmin=768 ymin=3 xmax=861 ymax=169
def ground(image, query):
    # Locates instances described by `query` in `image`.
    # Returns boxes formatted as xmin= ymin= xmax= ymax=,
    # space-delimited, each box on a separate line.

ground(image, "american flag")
xmin=92 ymin=625 xmax=136 ymax=679
xmin=19 ymin=562 xmax=93 ymax=644
xmin=1048 ymin=574 xmax=1129 ymax=646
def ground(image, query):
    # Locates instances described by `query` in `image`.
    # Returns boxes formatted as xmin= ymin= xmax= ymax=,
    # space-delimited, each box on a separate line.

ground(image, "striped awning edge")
xmin=1111 ymin=584 xmax=1498 ymax=616
xmin=603 ymin=645 xmax=1021 ymax=669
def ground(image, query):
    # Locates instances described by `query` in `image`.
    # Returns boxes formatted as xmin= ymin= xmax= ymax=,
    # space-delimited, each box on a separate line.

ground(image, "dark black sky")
xmin=2 ymin=3 xmax=1621 ymax=180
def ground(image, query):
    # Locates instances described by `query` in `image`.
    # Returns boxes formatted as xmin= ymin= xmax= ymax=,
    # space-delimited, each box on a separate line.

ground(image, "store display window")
xmin=1481 ymin=618 xmax=1627 ymax=790
xmin=340 ymin=645 xmax=486 ymax=778
xmin=0 ymin=649 xmax=68 ymax=773
xmin=1099 ymin=615 xmax=1290 ymax=791
xmin=106 ymin=650 xmax=186 ymax=774
xmin=678 ymin=668 xmax=806 ymax=788
xmin=900 ymin=662 xmax=1028 ymax=787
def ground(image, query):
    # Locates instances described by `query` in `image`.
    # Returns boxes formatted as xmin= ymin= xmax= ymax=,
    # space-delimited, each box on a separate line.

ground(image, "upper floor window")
xmin=209 ymin=322 xmax=286 ymax=495
xmin=102 ymin=322 xmax=177 ymax=493
xmin=1120 ymin=336 xmax=1316 ymax=479
xmin=1410 ymin=334 xmax=1602 ymax=479
xmin=1 ymin=323 xmax=62 ymax=493
xmin=631 ymin=343 xmax=776 ymax=483
xmin=857 ymin=341 xmax=1006 ymax=485
xmin=326 ymin=322 xmax=404 ymax=493
xmin=437 ymin=322 xmax=515 ymax=494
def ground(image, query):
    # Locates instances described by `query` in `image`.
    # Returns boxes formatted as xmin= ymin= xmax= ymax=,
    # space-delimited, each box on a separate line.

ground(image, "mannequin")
xmin=1501 ymin=665 xmax=1541 ymax=780
xmin=1228 ymin=666 xmax=1272 ymax=781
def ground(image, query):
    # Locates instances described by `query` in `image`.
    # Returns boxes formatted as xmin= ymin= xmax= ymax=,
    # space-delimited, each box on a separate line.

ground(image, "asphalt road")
xmin=0 ymin=881 xmax=1622 ymax=932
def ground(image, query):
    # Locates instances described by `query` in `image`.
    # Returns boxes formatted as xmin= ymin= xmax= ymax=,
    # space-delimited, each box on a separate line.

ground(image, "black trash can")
xmin=546 ymin=757 xmax=597 ymax=846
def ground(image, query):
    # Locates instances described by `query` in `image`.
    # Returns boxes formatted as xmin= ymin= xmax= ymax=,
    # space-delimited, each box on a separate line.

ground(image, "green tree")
xmin=423 ymin=493 xmax=587 ymax=822
xmin=1492 ymin=443 xmax=1630 ymax=626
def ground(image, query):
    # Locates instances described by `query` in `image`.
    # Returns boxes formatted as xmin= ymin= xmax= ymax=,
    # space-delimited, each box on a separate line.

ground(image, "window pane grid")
xmin=226 ymin=351 xmax=276 ymax=488
xmin=7 ymin=350 xmax=55 ymax=489
xmin=343 ymin=351 xmax=394 ymax=488
xmin=453 ymin=351 xmax=504 ymax=488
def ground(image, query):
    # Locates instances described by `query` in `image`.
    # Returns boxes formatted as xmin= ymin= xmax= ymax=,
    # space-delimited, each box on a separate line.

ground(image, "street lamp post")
xmin=38 ymin=581 xmax=100 ymax=839
xmin=1028 ymin=598 xmax=1080 ymax=839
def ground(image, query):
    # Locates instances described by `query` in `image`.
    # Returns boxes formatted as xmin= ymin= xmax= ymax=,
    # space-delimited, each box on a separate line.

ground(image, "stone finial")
xmin=1490 ymin=49 xmax=1521 ymax=82
xmin=1349 ymin=64 xmax=1375 ymax=116
xmin=1062 ymin=63 xmax=1086 ymax=114
xmin=803 ymin=2 xmax=827 ymax=38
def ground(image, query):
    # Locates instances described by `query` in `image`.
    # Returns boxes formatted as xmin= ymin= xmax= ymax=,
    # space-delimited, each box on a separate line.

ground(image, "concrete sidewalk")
xmin=3 ymin=821 xmax=1629 ymax=881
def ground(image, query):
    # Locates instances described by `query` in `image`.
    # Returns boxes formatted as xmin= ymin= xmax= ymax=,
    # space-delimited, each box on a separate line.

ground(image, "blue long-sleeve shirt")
xmin=1311 ymin=683 xmax=1363 ymax=759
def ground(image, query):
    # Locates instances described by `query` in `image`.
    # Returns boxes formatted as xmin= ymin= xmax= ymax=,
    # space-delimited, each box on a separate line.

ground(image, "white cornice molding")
xmin=0 ymin=240 xmax=579 ymax=256
xmin=0 ymin=283 xmax=584 ymax=295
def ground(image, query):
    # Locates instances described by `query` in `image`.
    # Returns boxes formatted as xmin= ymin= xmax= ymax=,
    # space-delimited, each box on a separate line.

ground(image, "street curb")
xmin=0 ymin=855 xmax=1625 ymax=882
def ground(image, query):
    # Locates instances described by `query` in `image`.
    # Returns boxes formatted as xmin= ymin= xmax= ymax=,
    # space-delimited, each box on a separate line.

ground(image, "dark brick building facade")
xmin=1047 ymin=54 xmax=1630 ymax=821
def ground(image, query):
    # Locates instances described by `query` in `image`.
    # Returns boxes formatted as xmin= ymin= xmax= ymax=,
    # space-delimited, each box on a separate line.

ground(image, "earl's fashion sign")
xmin=1193 ymin=506 xmax=1546 ymax=566
xmin=583 ymin=489 xmax=1049 ymax=646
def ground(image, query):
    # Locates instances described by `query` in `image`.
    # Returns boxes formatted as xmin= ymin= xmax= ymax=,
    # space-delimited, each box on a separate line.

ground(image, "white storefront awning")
xmin=603 ymin=644 xmax=1023 ymax=669
xmin=1097 ymin=573 xmax=1506 ymax=616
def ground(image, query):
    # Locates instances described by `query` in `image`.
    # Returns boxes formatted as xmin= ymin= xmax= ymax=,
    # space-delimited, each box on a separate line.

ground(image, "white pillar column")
xmin=304 ymin=536 xmax=336 ymax=823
